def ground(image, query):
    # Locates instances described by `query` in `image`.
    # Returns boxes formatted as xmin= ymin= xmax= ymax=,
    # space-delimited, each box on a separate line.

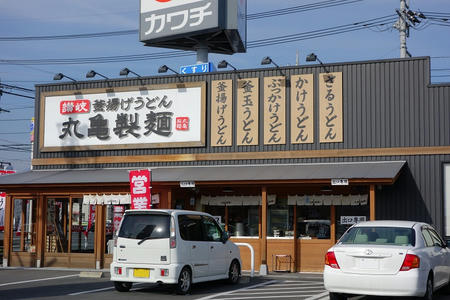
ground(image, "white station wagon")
xmin=110 ymin=209 xmax=241 ymax=294
xmin=324 ymin=220 xmax=450 ymax=300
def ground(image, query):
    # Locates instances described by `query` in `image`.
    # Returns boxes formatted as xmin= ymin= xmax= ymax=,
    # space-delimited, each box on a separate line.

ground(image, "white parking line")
xmin=69 ymin=282 xmax=145 ymax=296
xmin=305 ymin=291 xmax=329 ymax=300
xmin=195 ymin=280 xmax=279 ymax=300
xmin=0 ymin=274 xmax=79 ymax=287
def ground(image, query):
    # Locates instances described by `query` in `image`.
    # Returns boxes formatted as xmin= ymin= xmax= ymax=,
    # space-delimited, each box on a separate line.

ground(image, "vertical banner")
xmin=211 ymin=80 xmax=233 ymax=146
xmin=264 ymin=76 xmax=286 ymax=145
xmin=237 ymin=78 xmax=259 ymax=146
xmin=129 ymin=169 xmax=152 ymax=210
xmin=84 ymin=205 xmax=96 ymax=237
xmin=291 ymin=74 xmax=314 ymax=144
xmin=319 ymin=72 xmax=343 ymax=143
xmin=113 ymin=206 xmax=125 ymax=234
xmin=0 ymin=192 xmax=5 ymax=231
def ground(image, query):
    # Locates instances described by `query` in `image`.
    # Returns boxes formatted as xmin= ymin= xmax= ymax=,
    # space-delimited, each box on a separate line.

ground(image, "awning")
xmin=0 ymin=161 xmax=405 ymax=186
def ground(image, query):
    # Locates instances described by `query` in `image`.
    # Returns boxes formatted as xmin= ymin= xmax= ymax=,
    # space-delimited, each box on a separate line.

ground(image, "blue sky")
xmin=0 ymin=0 xmax=449 ymax=172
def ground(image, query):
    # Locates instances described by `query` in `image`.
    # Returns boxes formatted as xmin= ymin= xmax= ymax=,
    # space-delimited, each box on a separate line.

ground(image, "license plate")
xmin=355 ymin=258 xmax=379 ymax=269
xmin=133 ymin=268 xmax=150 ymax=278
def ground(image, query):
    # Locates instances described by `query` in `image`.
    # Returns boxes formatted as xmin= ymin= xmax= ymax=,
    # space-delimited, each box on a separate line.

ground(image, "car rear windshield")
xmin=340 ymin=226 xmax=415 ymax=246
xmin=118 ymin=213 xmax=170 ymax=240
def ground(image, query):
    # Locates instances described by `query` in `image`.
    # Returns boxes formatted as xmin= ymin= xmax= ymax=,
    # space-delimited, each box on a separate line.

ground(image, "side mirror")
xmin=222 ymin=231 xmax=230 ymax=244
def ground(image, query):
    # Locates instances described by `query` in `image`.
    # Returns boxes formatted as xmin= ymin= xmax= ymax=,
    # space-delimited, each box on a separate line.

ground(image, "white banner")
xmin=0 ymin=192 xmax=5 ymax=229
xmin=41 ymin=84 xmax=205 ymax=151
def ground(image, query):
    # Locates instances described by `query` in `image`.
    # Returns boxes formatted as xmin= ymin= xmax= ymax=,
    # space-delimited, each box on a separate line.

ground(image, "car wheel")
xmin=329 ymin=292 xmax=346 ymax=300
xmin=422 ymin=276 xmax=433 ymax=300
xmin=227 ymin=260 xmax=240 ymax=284
xmin=176 ymin=267 xmax=192 ymax=295
xmin=113 ymin=281 xmax=132 ymax=292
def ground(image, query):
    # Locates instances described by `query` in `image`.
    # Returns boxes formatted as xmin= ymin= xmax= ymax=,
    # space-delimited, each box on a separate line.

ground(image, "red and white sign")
xmin=129 ymin=169 xmax=152 ymax=210
xmin=113 ymin=205 xmax=125 ymax=233
xmin=0 ymin=170 xmax=15 ymax=175
xmin=60 ymin=100 xmax=90 ymax=114
xmin=0 ymin=192 xmax=5 ymax=231
xmin=176 ymin=117 xmax=190 ymax=131
xmin=84 ymin=205 xmax=96 ymax=237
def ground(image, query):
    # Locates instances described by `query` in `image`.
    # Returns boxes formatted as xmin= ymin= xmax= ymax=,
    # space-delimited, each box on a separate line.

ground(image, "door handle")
xmin=210 ymin=246 xmax=214 ymax=249
xmin=192 ymin=245 xmax=196 ymax=249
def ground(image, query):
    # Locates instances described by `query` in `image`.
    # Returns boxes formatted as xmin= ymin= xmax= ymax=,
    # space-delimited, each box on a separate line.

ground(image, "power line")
xmin=0 ymin=83 xmax=34 ymax=92
xmin=0 ymin=0 xmax=364 ymax=42
xmin=0 ymin=15 xmax=397 ymax=66
xmin=0 ymin=90 xmax=35 ymax=99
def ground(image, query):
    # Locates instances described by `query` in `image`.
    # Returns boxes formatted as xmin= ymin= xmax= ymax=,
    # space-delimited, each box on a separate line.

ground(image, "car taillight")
xmin=400 ymin=254 xmax=420 ymax=271
xmin=170 ymin=216 xmax=176 ymax=249
xmin=115 ymin=267 xmax=122 ymax=275
xmin=325 ymin=251 xmax=340 ymax=269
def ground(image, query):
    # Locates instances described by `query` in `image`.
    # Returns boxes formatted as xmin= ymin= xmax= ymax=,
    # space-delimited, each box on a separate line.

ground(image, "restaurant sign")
xmin=140 ymin=0 xmax=219 ymax=42
xmin=40 ymin=83 xmax=206 ymax=151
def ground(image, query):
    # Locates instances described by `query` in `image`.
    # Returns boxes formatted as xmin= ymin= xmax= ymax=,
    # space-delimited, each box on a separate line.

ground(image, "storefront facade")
xmin=1 ymin=57 xmax=449 ymax=272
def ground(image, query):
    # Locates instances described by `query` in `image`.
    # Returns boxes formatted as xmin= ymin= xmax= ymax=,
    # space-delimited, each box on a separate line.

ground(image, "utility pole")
xmin=394 ymin=0 xmax=411 ymax=58
xmin=394 ymin=0 xmax=425 ymax=58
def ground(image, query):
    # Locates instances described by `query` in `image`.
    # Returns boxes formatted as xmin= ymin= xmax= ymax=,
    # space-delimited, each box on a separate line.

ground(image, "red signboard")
xmin=129 ymin=169 xmax=152 ymax=210
xmin=60 ymin=100 xmax=90 ymax=115
xmin=0 ymin=170 xmax=15 ymax=175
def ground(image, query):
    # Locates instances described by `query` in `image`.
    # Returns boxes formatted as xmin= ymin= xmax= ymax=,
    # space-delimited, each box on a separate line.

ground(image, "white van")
xmin=110 ymin=209 xmax=242 ymax=294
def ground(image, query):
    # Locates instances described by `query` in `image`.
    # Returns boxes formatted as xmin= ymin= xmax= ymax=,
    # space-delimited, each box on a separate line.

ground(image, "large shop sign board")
xmin=39 ymin=82 xmax=206 ymax=151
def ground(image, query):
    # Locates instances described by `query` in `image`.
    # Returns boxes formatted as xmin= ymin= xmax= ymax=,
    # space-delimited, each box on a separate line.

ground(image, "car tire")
xmin=422 ymin=275 xmax=433 ymax=300
xmin=113 ymin=281 xmax=132 ymax=292
xmin=329 ymin=292 xmax=346 ymax=300
xmin=227 ymin=260 xmax=240 ymax=284
xmin=176 ymin=267 xmax=192 ymax=295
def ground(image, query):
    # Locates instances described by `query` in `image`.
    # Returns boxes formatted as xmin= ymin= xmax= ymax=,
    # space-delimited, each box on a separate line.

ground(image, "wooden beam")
xmin=370 ymin=185 xmax=376 ymax=220
xmin=32 ymin=145 xmax=450 ymax=167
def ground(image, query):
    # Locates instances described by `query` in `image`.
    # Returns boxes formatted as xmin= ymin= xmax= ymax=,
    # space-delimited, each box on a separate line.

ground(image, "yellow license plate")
xmin=133 ymin=268 xmax=150 ymax=278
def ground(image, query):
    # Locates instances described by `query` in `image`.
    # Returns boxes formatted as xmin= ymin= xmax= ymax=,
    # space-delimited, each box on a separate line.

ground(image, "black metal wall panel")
xmin=32 ymin=57 xmax=450 ymax=234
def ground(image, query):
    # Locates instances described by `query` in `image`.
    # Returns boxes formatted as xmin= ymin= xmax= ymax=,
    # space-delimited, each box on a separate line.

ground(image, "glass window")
xmin=228 ymin=206 xmax=259 ymax=237
xmin=428 ymin=228 xmax=444 ymax=247
xmin=204 ymin=206 xmax=225 ymax=229
xmin=70 ymin=199 xmax=95 ymax=253
xmin=268 ymin=197 xmax=293 ymax=237
xmin=297 ymin=206 xmax=330 ymax=239
xmin=178 ymin=214 xmax=203 ymax=241
xmin=202 ymin=216 xmax=223 ymax=242
xmin=118 ymin=213 xmax=170 ymax=240
xmin=105 ymin=205 xmax=129 ymax=254
xmin=12 ymin=199 xmax=37 ymax=252
xmin=335 ymin=204 xmax=370 ymax=240
xmin=340 ymin=227 xmax=415 ymax=246
xmin=422 ymin=228 xmax=434 ymax=247
xmin=46 ymin=198 xmax=70 ymax=253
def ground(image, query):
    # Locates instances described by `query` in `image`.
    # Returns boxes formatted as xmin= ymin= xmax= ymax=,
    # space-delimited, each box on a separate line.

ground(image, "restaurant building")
xmin=0 ymin=56 xmax=449 ymax=272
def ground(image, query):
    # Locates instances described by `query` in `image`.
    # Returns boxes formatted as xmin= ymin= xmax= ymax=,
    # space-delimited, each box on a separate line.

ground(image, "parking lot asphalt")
xmin=1 ymin=268 xmax=450 ymax=300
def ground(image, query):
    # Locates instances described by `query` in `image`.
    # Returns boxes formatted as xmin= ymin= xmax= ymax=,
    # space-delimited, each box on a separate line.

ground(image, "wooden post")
xmin=260 ymin=186 xmax=268 ymax=274
xmin=330 ymin=205 xmax=336 ymax=244
xmin=167 ymin=189 xmax=172 ymax=209
xmin=370 ymin=185 xmax=376 ymax=221
xmin=224 ymin=206 xmax=229 ymax=232
xmin=3 ymin=195 xmax=12 ymax=266
xmin=94 ymin=205 xmax=105 ymax=269
xmin=36 ymin=194 xmax=45 ymax=267
xmin=293 ymin=205 xmax=298 ymax=272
